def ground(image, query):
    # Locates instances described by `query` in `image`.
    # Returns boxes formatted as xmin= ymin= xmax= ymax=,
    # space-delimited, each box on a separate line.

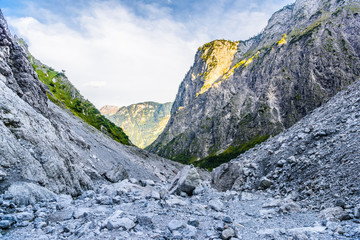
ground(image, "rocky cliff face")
xmin=212 ymin=78 xmax=360 ymax=208
xmin=101 ymin=102 xmax=172 ymax=148
xmin=148 ymin=0 xmax=360 ymax=168
xmin=0 ymin=10 xmax=181 ymax=197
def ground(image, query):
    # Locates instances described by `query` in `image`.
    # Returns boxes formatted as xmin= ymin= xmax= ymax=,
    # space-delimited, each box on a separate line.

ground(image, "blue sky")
xmin=2 ymin=0 xmax=294 ymax=108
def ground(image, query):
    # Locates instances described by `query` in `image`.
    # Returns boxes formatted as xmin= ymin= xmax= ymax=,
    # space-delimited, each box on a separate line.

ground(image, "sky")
xmin=1 ymin=0 xmax=294 ymax=108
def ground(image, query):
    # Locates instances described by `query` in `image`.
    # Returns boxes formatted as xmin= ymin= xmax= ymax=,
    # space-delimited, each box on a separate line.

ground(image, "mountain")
xmin=147 ymin=0 xmax=360 ymax=169
xmin=0 ymin=10 xmax=181 ymax=197
xmin=212 ymin=77 xmax=360 ymax=208
xmin=100 ymin=102 xmax=172 ymax=148
xmin=2 ymin=5 xmax=360 ymax=240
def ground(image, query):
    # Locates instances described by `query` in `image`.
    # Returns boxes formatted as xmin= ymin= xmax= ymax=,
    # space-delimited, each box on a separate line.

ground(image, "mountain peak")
xmin=101 ymin=101 xmax=172 ymax=148
xmin=147 ymin=0 xmax=360 ymax=168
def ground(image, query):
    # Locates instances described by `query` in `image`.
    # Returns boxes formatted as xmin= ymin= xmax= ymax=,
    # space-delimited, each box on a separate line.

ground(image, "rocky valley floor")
xmin=1 ymin=175 xmax=360 ymax=240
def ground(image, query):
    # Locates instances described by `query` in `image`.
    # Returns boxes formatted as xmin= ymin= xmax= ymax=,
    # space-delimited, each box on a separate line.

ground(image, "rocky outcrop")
xmin=148 ymin=0 xmax=360 ymax=168
xmin=0 ymin=10 xmax=182 ymax=197
xmin=212 ymin=78 xmax=360 ymax=208
xmin=168 ymin=165 xmax=201 ymax=196
xmin=101 ymin=102 xmax=172 ymax=148
xmin=0 ymin=11 xmax=48 ymax=114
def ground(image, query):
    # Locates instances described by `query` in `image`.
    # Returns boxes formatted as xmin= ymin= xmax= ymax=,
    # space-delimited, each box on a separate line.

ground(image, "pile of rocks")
xmin=2 ymin=166 xmax=359 ymax=239
xmin=212 ymin=79 xmax=360 ymax=211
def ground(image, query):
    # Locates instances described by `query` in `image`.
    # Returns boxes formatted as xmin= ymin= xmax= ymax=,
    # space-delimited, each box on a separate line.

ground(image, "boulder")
xmin=107 ymin=217 xmax=135 ymax=231
xmin=0 ymin=168 xmax=7 ymax=181
xmin=104 ymin=165 xmax=129 ymax=183
xmin=168 ymin=220 xmax=185 ymax=231
xmin=169 ymin=165 xmax=201 ymax=196
xmin=208 ymin=199 xmax=224 ymax=212
xmin=6 ymin=182 xmax=57 ymax=206
xmin=320 ymin=207 xmax=348 ymax=222
xmin=279 ymin=200 xmax=301 ymax=213
xmin=222 ymin=227 xmax=235 ymax=239
xmin=259 ymin=177 xmax=273 ymax=189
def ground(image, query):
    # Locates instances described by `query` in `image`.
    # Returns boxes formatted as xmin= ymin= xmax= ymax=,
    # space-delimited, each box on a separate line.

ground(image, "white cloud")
xmin=86 ymin=81 xmax=108 ymax=88
xmin=7 ymin=0 xmax=293 ymax=108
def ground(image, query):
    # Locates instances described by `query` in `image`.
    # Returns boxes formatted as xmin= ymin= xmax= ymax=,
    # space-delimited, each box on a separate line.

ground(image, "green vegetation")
xmin=290 ymin=21 xmax=322 ymax=44
xmin=102 ymin=102 xmax=172 ymax=148
xmin=172 ymin=152 xmax=198 ymax=165
xmin=29 ymin=56 xmax=130 ymax=145
xmin=193 ymin=135 xmax=270 ymax=170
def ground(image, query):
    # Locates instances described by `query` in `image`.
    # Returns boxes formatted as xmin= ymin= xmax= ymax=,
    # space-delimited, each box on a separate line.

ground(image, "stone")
xmin=105 ymin=165 xmax=129 ymax=183
xmin=168 ymin=220 xmax=185 ymax=231
xmin=16 ymin=212 xmax=34 ymax=222
xmin=340 ymin=212 xmax=352 ymax=221
xmin=260 ymin=209 xmax=277 ymax=218
xmin=78 ymin=190 xmax=96 ymax=200
xmin=259 ymin=177 xmax=273 ymax=189
xmin=143 ymin=188 xmax=161 ymax=200
xmin=96 ymin=196 xmax=113 ymax=205
xmin=73 ymin=208 xmax=90 ymax=219
xmin=136 ymin=215 xmax=154 ymax=229
xmin=143 ymin=179 xmax=156 ymax=186
xmin=240 ymin=192 xmax=259 ymax=201
xmin=276 ymin=159 xmax=287 ymax=167
xmin=209 ymin=199 xmax=224 ymax=212
xmin=287 ymin=156 xmax=297 ymax=163
xmin=193 ymin=185 xmax=205 ymax=195
xmin=320 ymin=207 xmax=347 ymax=222
xmin=215 ymin=222 xmax=224 ymax=231
xmin=0 ymin=220 xmax=12 ymax=229
xmin=56 ymin=194 xmax=73 ymax=210
xmin=2 ymin=193 xmax=12 ymax=200
xmin=292 ymin=232 xmax=308 ymax=240
xmin=262 ymin=199 xmax=282 ymax=208
xmin=221 ymin=227 xmax=235 ymax=239
xmin=166 ymin=198 xmax=187 ymax=207
xmin=279 ymin=201 xmax=301 ymax=213
xmin=183 ymin=225 xmax=197 ymax=238
xmin=335 ymin=199 xmax=346 ymax=208
xmin=354 ymin=206 xmax=360 ymax=219
xmin=107 ymin=217 xmax=135 ymax=231
xmin=35 ymin=221 xmax=47 ymax=229
xmin=223 ymin=216 xmax=232 ymax=223
xmin=187 ymin=219 xmax=200 ymax=227
xmin=169 ymin=165 xmax=201 ymax=196
xmin=7 ymin=182 xmax=57 ymax=206
xmin=16 ymin=221 xmax=30 ymax=227
xmin=0 ymin=169 xmax=7 ymax=181
xmin=48 ymin=208 xmax=74 ymax=222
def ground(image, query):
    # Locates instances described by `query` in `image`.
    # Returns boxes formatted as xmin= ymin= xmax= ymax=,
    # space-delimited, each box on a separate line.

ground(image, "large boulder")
xmin=169 ymin=165 xmax=201 ymax=196
xmin=104 ymin=165 xmax=129 ymax=183
xmin=7 ymin=182 xmax=57 ymax=206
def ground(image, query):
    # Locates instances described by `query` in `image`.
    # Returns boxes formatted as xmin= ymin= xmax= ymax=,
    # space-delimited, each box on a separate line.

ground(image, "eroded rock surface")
xmin=212 ymin=79 xmax=360 ymax=209
xmin=148 ymin=0 xmax=360 ymax=168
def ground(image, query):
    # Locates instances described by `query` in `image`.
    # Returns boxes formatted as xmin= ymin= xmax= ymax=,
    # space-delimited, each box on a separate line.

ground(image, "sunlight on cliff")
xmin=196 ymin=40 xmax=238 ymax=96
xmin=277 ymin=34 xmax=287 ymax=46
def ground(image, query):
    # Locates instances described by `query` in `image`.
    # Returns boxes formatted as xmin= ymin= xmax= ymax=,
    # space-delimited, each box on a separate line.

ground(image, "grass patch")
xmin=194 ymin=135 xmax=270 ymax=170
xmin=29 ymin=56 xmax=130 ymax=145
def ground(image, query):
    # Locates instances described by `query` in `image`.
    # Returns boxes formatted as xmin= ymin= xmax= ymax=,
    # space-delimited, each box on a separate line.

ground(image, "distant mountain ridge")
xmin=100 ymin=102 xmax=172 ymax=148
xmin=147 ymin=0 xmax=360 ymax=169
